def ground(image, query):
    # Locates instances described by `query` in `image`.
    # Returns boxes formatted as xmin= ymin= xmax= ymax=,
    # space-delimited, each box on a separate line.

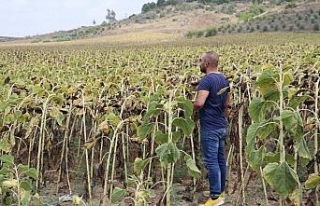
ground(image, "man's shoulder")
xmin=198 ymin=75 xmax=210 ymax=83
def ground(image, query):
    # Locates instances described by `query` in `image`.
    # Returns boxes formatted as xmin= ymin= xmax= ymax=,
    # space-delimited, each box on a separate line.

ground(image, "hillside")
xmin=0 ymin=36 xmax=23 ymax=42
xmin=2 ymin=0 xmax=320 ymax=44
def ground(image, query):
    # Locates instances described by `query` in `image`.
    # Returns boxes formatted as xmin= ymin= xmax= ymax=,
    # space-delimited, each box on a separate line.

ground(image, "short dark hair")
xmin=204 ymin=51 xmax=219 ymax=67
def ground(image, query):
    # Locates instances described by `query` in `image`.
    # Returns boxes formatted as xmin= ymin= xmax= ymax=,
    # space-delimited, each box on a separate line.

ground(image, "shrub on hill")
xmin=204 ymin=27 xmax=218 ymax=37
xmin=238 ymin=3 xmax=265 ymax=22
xmin=186 ymin=30 xmax=204 ymax=38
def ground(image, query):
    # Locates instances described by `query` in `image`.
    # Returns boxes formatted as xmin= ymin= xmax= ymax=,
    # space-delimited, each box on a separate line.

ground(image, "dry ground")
xmin=37 ymin=168 xmax=281 ymax=206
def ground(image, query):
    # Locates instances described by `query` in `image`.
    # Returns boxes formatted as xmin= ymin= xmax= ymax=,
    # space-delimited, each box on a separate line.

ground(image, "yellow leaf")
xmin=288 ymin=88 xmax=297 ymax=100
xmin=2 ymin=180 xmax=19 ymax=188
xmin=84 ymin=138 xmax=98 ymax=150
xmin=99 ymin=121 xmax=111 ymax=135
xmin=73 ymin=195 xmax=82 ymax=205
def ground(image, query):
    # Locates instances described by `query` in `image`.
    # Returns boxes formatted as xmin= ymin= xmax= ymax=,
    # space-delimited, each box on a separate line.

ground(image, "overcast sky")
xmin=0 ymin=0 xmax=156 ymax=37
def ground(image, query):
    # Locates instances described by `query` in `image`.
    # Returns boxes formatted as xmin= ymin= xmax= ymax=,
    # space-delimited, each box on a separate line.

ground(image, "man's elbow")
xmin=193 ymin=102 xmax=204 ymax=110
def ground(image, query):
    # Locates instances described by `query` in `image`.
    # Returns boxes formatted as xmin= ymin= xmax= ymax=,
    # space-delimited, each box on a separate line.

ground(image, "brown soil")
xmin=37 ymin=168 xmax=282 ymax=206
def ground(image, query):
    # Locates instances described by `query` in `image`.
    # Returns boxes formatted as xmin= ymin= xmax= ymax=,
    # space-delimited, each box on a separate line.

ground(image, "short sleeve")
xmin=197 ymin=76 xmax=211 ymax=91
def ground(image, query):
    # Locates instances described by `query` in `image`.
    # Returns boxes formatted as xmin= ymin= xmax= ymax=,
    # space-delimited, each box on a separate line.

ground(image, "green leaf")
xmin=305 ymin=173 xmax=320 ymax=189
xmin=0 ymin=136 xmax=12 ymax=153
xmin=294 ymin=138 xmax=311 ymax=160
xmin=249 ymin=98 xmax=275 ymax=122
xmin=143 ymin=108 xmax=162 ymax=122
xmin=283 ymin=72 xmax=294 ymax=86
xmin=14 ymin=110 xmax=22 ymax=120
xmin=0 ymin=167 xmax=13 ymax=175
xmin=4 ymin=113 xmax=15 ymax=124
xmin=20 ymin=180 xmax=32 ymax=191
xmin=246 ymin=147 xmax=265 ymax=171
xmin=106 ymin=113 xmax=120 ymax=126
xmin=0 ymin=101 xmax=10 ymax=112
xmin=257 ymin=122 xmax=278 ymax=139
xmin=281 ymin=110 xmax=303 ymax=141
xmin=184 ymin=154 xmax=201 ymax=178
xmin=289 ymin=95 xmax=308 ymax=108
xmin=111 ymin=187 xmax=127 ymax=203
xmin=155 ymin=142 xmax=181 ymax=167
xmin=265 ymin=152 xmax=295 ymax=166
xmin=0 ymin=155 xmax=14 ymax=164
xmin=134 ymin=158 xmax=149 ymax=175
xmin=246 ymin=123 xmax=260 ymax=149
xmin=177 ymin=97 xmax=193 ymax=118
xmin=254 ymin=69 xmax=278 ymax=98
xmin=25 ymin=168 xmax=38 ymax=180
xmin=143 ymin=97 xmax=163 ymax=121
xmin=18 ymin=164 xmax=29 ymax=173
xmin=49 ymin=107 xmax=65 ymax=126
xmin=172 ymin=131 xmax=181 ymax=143
xmin=138 ymin=123 xmax=153 ymax=141
xmin=50 ymin=95 xmax=64 ymax=106
xmin=263 ymin=162 xmax=299 ymax=197
xmin=246 ymin=121 xmax=278 ymax=149
xmin=263 ymin=89 xmax=280 ymax=101
xmin=32 ymin=85 xmax=47 ymax=97
xmin=172 ymin=117 xmax=194 ymax=136
xmin=18 ymin=164 xmax=38 ymax=180
xmin=154 ymin=131 xmax=168 ymax=144
xmin=287 ymin=88 xmax=297 ymax=100
xmin=20 ymin=189 xmax=31 ymax=206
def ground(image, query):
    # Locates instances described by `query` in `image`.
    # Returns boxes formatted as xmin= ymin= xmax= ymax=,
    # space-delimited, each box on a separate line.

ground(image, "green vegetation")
xmin=0 ymin=33 xmax=320 ymax=205
xmin=186 ymin=27 xmax=217 ymax=38
xmin=238 ymin=3 xmax=265 ymax=22
xmin=11 ymin=0 xmax=319 ymax=44
xmin=0 ymin=155 xmax=38 ymax=206
xmin=187 ymin=7 xmax=320 ymax=38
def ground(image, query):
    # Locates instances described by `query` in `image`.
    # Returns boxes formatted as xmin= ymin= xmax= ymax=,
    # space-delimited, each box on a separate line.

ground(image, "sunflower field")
xmin=0 ymin=33 xmax=319 ymax=206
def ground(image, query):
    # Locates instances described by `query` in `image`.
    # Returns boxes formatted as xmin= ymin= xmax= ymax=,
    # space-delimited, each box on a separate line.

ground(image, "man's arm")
xmin=193 ymin=90 xmax=209 ymax=111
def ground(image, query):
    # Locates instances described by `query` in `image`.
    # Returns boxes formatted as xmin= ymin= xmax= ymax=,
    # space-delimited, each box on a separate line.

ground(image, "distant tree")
xmin=142 ymin=2 xmax=157 ymax=13
xmin=198 ymin=0 xmax=211 ymax=3
xmin=101 ymin=21 xmax=108 ymax=26
xmin=198 ymin=0 xmax=229 ymax=4
xmin=106 ymin=9 xmax=117 ymax=24
xmin=204 ymin=27 xmax=217 ymax=37
xmin=262 ymin=25 xmax=268 ymax=32
xmin=166 ymin=0 xmax=181 ymax=5
xmin=93 ymin=20 xmax=96 ymax=25
xmin=252 ymin=0 xmax=263 ymax=4
xmin=157 ymin=0 xmax=166 ymax=6
xmin=289 ymin=25 xmax=294 ymax=31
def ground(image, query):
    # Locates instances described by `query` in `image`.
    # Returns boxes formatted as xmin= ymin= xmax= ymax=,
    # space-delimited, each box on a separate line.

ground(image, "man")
xmin=193 ymin=51 xmax=230 ymax=206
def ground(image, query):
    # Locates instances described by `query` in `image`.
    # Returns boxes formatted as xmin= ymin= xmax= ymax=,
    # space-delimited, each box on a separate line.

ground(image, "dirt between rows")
xmin=37 ymin=169 xmax=286 ymax=206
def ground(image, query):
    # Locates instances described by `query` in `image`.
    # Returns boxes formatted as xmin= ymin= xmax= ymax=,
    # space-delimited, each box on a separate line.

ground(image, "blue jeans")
xmin=200 ymin=128 xmax=228 ymax=199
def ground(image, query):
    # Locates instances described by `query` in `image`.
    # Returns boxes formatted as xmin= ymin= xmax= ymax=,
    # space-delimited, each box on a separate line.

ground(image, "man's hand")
xmin=192 ymin=110 xmax=199 ymax=122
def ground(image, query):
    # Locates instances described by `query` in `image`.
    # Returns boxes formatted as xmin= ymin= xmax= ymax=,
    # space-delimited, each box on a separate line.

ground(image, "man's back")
xmin=197 ymin=73 xmax=230 ymax=131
